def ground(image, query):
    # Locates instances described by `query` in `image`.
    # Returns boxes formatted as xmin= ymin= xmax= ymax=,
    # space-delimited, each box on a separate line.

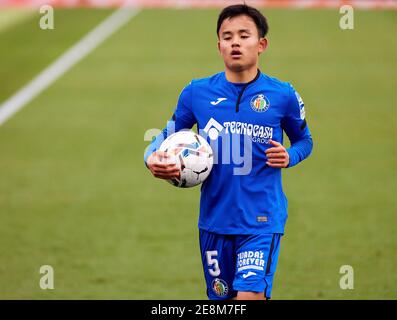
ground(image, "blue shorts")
xmin=199 ymin=229 xmax=282 ymax=300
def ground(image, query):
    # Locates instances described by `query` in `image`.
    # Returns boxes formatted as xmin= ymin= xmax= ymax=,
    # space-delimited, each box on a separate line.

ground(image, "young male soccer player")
xmin=144 ymin=4 xmax=313 ymax=300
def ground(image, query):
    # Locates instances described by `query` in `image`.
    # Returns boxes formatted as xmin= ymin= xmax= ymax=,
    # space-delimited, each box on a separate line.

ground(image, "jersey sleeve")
xmin=143 ymin=82 xmax=196 ymax=164
xmin=281 ymin=84 xmax=313 ymax=168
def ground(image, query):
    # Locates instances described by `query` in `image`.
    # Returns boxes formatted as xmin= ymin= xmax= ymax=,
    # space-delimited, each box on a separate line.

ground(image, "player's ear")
xmin=217 ymin=40 xmax=221 ymax=53
xmin=258 ymin=37 xmax=268 ymax=54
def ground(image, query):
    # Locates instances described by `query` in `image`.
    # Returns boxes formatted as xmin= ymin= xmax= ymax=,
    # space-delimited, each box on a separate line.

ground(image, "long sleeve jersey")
xmin=144 ymin=70 xmax=313 ymax=234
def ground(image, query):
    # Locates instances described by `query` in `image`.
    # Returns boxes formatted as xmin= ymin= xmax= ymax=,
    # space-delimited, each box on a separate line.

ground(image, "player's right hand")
xmin=146 ymin=151 xmax=181 ymax=180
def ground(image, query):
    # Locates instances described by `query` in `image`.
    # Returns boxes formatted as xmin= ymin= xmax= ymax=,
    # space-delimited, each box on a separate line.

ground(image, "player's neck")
xmin=225 ymin=66 xmax=259 ymax=84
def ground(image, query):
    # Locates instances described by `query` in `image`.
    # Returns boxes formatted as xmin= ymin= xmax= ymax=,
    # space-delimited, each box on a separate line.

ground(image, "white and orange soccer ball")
xmin=159 ymin=130 xmax=213 ymax=188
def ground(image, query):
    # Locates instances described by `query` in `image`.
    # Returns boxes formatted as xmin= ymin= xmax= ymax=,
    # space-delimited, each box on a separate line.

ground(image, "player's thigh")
xmin=199 ymin=229 xmax=237 ymax=300
xmin=236 ymin=291 xmax=266 ymax=300
xmin=233 ymin=233 xmax=282 ymax=299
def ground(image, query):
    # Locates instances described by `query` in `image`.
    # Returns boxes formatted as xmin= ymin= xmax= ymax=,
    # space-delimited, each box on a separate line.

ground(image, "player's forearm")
xmin=286 ymin=137 xmax=313 ymax=168
xmin=144 ymin=128 xmax=167 ymax=166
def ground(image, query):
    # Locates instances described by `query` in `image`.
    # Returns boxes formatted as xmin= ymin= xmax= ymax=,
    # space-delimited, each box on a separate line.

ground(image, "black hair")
xmin=217 ymin=4 xmax=268 ymax=38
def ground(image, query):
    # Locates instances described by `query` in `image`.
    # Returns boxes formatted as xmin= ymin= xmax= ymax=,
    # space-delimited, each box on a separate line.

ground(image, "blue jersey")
xmin=144 ymin=70 xmax=313 ymax=234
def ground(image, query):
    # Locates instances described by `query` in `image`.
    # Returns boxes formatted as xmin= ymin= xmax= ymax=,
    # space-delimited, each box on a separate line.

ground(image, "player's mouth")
xmin=231 ymin=50 xmax=242 ymax=58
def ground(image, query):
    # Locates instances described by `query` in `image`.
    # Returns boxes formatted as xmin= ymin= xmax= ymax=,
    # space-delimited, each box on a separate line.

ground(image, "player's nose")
xmin=231 ymin=36 xmax=241 ymax=47
xmin=231 ymin=42 xmax=240 ymax=49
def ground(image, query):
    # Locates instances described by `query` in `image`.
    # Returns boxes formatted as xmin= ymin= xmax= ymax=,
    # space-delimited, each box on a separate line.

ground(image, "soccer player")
xmin=144 ymin=4 xmax=313 ymax=300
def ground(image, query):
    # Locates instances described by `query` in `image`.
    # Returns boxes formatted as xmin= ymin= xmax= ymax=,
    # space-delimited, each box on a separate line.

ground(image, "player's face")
xmin=218 ymin=15 xmax=267 ymax=74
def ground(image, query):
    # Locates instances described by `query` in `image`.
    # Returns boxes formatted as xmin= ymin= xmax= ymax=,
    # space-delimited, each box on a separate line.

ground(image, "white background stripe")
xmin=0 ymin=6 xmax=140 ymax=126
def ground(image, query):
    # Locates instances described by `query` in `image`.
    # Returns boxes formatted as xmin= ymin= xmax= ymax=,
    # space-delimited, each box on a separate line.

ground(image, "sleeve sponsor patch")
xmin=294 ymin=91 xmax=306 ymax=120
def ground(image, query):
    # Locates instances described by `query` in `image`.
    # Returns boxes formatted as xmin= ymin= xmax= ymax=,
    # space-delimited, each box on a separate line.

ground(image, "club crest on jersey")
xmin=211 ymin=278 xmax=229 ymax=297
xmin=250 ymin=94 xmax=270 ymax=113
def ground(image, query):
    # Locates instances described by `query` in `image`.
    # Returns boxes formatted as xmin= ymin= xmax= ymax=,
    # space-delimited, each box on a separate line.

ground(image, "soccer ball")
xmin=159 ymin=130 xmax=213 ymax=188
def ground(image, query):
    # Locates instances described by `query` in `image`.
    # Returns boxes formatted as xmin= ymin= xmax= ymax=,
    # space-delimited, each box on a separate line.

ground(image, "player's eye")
xmin=241 ymin=35 xmax=249 ymax=39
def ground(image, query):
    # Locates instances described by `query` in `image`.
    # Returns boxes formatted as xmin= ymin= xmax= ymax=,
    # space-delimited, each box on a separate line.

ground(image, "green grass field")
xmin=0 ymin=7 xmax=396 ymax=299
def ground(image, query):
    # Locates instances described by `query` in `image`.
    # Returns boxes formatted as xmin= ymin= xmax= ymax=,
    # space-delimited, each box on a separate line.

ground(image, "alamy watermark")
xmin=339 ymin=265 xmax=354 ymax=290
xmin=39 ymin=5 xmax=54 ymax=30
xmin=143 ymin=120 xmax=259 ymax=175
xmin=339 ymin=5 xmax=354 ymax=30
xmin=39 ymin=265 xmax=54 ymax=290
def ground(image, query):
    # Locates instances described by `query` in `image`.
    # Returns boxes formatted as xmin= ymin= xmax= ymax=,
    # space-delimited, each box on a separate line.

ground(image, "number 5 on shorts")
xmin=206 ymin=250 xmax=220 ymax=276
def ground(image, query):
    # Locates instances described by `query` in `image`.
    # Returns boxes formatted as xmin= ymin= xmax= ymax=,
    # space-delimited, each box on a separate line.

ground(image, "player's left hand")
xmin=265 ymin=139 xmax=290 ymax=168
